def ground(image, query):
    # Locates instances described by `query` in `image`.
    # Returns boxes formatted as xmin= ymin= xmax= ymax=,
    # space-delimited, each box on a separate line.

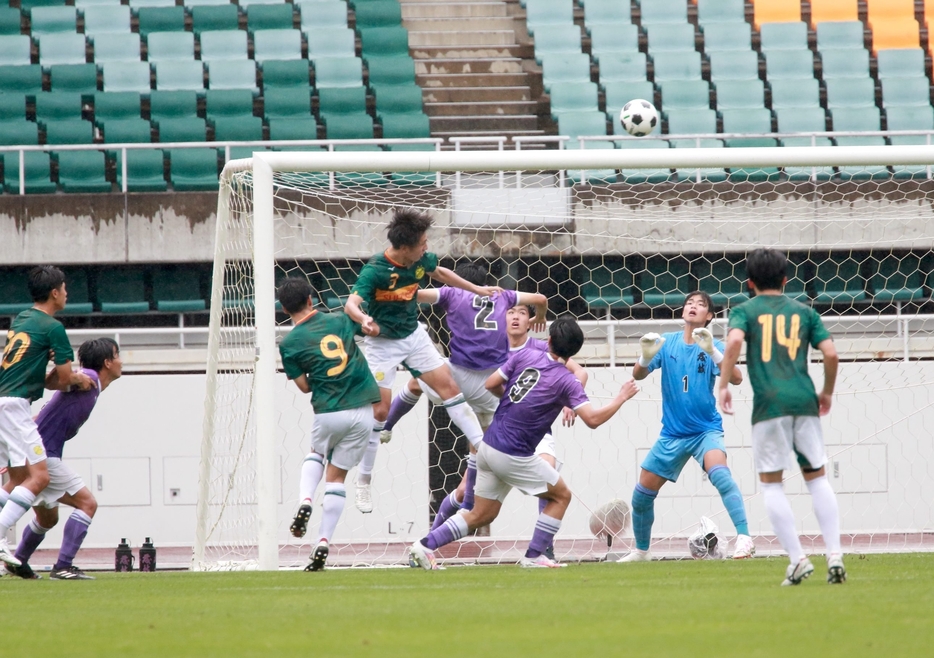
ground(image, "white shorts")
xmin=311 ymin=405 xmax=374 ymax=471
xmin=34 ymin=458 xmax=86 ymax=509
xmin=534 ymin=433 xmax=556 ymax=458
xmin=474 ymin=442 xmax=561 ymax=503
xmin=364 ymin=325 xmax=445 ymax=390
xmin=751 ymin=415 xmax=827 ymax=474
xmin=420 ymin=362 xmax=499 ymax=427
xmin=0 ymin=397 xmax=47 ymax=468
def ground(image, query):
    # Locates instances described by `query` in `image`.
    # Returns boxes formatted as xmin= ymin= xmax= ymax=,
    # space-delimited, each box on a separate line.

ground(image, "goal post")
xmin=195 ymin=144 xmax=934 ymax=571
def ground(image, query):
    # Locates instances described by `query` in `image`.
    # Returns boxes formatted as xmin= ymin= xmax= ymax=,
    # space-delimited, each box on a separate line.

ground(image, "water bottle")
xmin=139 ymin=537 xmax=157 ymax=572
xmin=115 ymin=538 xmax=134 ymax=572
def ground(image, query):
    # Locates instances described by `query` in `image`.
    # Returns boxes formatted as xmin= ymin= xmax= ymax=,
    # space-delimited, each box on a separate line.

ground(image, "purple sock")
xmin=431 ymin=490 xmax=462 ymax=531
xmin=538 ymin=497 xmax=547 ymax=515
xmin=525 ymin=513 xmax=561 ymax=559
xmin=422 ymin=514 xmax=469 ymax=551
xmin=461 ymin=454 xmax=477 ymax=511
xmin=384 ymin=388 xmax=419 ymax=431
xmin=54 ymin=510 xmax=92 ymax=570
xmin=15 ymin=519 xmax=49 ymax=563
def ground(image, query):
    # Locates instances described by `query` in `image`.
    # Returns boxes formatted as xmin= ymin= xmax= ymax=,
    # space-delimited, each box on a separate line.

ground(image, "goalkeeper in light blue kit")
xmin=618 ymin=291 xmax=755 ymax=562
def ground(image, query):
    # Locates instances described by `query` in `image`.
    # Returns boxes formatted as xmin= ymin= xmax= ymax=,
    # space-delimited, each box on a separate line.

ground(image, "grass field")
xmin=4 ymin=553 xmax=933 ymax=657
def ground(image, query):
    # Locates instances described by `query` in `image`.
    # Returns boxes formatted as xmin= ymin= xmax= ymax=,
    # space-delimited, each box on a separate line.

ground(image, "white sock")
xmin=761 ymin=482 xmax=805 ymax=565
xmin=357 ymin=423 xmax=383 ymax=486
xmin=0 ymin=488 xmax=9 ymax=508
xmin=399 ymin=387 xmax=420 ymax=406
xmin=806 ymin=475 xmax=842 ymax=557
xmin=29 ymin=518 xmax=51 ymax=535
xmin=300 ymin=453 xmax=325 ymax=504
xmin=0 ymin=486 xmax=37 ymax=534
xmin=443 ymin=395 xmax=483 ymax=448
xmin=318 ymin=483 xmax=346 ymax=543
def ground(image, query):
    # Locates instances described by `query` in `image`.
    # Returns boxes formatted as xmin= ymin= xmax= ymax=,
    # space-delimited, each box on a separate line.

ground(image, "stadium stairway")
xmin=403 ymin=0 xmax=546 ymax=140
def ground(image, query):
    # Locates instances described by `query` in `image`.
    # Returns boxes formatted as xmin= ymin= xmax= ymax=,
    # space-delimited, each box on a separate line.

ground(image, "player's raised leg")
xmin=291 ymin=452 xmax=325 ymax=537
xmin=381 ymin=378 xmax=423 ymax=444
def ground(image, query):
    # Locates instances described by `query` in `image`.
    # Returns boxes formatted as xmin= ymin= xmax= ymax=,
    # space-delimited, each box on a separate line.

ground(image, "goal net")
xmin=195 ymin=145 xmax=934 ymax=571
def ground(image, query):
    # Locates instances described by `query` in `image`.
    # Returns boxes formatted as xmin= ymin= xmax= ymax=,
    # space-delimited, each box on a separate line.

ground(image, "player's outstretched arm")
xmin=516 ymin=292 xmax=548 ymax=332
xmin=633 ymin=332 xmax=665 ymax=381
xmin=575 ymin=380 xmax=639 ymax=429
xmin=717 ymin=329 xmax=745 ymax=415
xmin=416 ymin=289 xmax=441 ymax=304
xmin=485 ymin=370 xmax=508 ymax=399
xmin=817 ymin=338 xmax=838 ymax=416
xmin=430 ymin=266 xmax=502 ymax=298
xmin=46 ymin=362 xmax=93 ymax=392
xmin=344 ymin=293 xmax=380 ymax=336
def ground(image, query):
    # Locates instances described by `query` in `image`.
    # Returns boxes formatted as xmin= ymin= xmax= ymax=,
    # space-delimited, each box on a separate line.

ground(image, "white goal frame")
xmin=196 ymin=144 xmax=934 ymax=571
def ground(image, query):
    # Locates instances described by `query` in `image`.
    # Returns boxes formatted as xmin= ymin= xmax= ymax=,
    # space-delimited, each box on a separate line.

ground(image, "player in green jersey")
xmin=718 ymin=248 xmax=844 ymax=586
xmin=344 ymin=209 xmax=501 ymax=512
xmin=278 ymin=277 xmax=381 ymax=571
xmin=0 ymin=266 xmax=92 ymax=567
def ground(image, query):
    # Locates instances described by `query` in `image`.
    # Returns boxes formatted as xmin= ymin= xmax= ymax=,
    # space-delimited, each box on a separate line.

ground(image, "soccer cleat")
xmin=290 ymin=503 xmax=313 ymax=538
xmin=50 ymin=565 xmax=95 ymax=580
xmin=781 ymin=557 xmax=814 ymax=586
xmin=379 ymin=429 xmax=393 ymax=444
xmin=732 ymin=534 xmax=756 ymax=559
xmin=617 ymin=549 xmax=652 ymax=563
xmin=0 ymin=538 xmax=22 ymax=567
xmin=827 ymin=554 xmax=847 ymax=584
xmin=543 ymin=544 xmax=556 ymax=562
xmin=4 ymin=561 xmax=41 ymax=579
xmin=520 ymin=554 xmax=566 ymax=568
xmin=304 ymin=540 xmax=329 ymax=572
xmin=355 ymin=483 xmax=373 ymax=513
xmin=408 ymin=541 xmax=439 ymax=570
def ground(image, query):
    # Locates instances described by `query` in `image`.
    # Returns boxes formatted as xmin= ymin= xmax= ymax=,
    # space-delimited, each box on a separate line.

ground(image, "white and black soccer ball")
xmin=620 ymin=99 xmax=658 ymax=137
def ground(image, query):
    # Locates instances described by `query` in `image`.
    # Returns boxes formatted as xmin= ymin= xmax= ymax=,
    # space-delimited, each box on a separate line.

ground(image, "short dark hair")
xmin=78 ymin=338 xmax=119 ymax=372
xmin=454 ymin=261 xmax=489 ymax=287
xmin=746 ymin=248 xmax=788 ymax=291
xmin=28 ymin=265 xmax=66 ymax=302
xmin=684 ymin=290 xmax=716 ymax=326
xmin=387 ymin=208 xmax=433 ymax=249
xmin=549 ymin=315 xmax=584 ymax=360
xmin=277 ymin=277 xmax=315 ymax=314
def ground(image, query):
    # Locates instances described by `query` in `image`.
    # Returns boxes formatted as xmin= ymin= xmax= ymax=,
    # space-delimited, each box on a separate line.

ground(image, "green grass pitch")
xmin=4 ymin=553 xmax=933 ymax=657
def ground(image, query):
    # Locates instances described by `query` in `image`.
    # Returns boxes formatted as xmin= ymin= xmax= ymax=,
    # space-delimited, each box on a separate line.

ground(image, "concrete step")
xmin=418 ymin=72 xmax=530 ymax=87
xmin=430 ymin=114 xmax=541 ymax=132
xmin=410 ymin=44 xmax=533 ymax=60
xmin=422 ymin=86 xmax=532 ymax=103
xmin=408 ymin=30 xmax=517 ymax=46
xmin=402 ymin=3 xmax=509 ymax=19
xmin=404 ymin=17 xmax=517 ymax=31
xmin=415 ymin=58 xmax=524 ymax=75
xmin=424 ymin=100 xmax=543 ymax=116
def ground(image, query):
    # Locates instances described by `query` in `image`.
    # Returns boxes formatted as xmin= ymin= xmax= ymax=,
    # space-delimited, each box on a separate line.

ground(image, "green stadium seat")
xmin=267 ymin=117 xmax=319 ymax=140
xmin=146 ymin=32 xmax=195 ymax=62
xmin=0 ymin=120 xmax=39 ymax=146
xmin=697 ymin=0 xmax=745 ymax=25
xmin=30 ymin=6 xmax=77 ymax=34
xmin=781 ymin=136 xmax=835 ymax=180
xmin=83 ymin=5 xmax=131 ymax=36
xmin=532 ymin=24 xmax=582 ymax=62
xmin=93 ymin=34 xmax=142 ymax=64
xmin=44 ymin=119 xmax=95 ymax=144
xmin=581 ymin=0 xmax=630 ymax=24
xmin=665 ymin=108 xmax=716 ymax=134
xmin=372 ymin=84 xmax=423 ymax=114
xmin=645 ymin=23 xmax=696 ymax=53
xmin=306 ymin=28 xmax=356 ymax=59
xmin=564 ymin=142 xmax=617 ymax=185
xmin=102 ymin=62 xmax=152 ymax=92
xmin=0 ymin=65 xmax=44 ymax=94
xmin=721 ymin=107 xmax=772 ymax=132
xmin=870 ymin=253 xmax=926 ymax=302
xmin=659 ymin=80 xmax=709 ymax=111
xmin=58 ymin=267 xmax=93 ymax=315
xmin=200 ymin=31 xmax=249 ymax=62
xmin=212 ymin=115 xmax=264 ymax=141
xmin=696 ymin=255 xmax=748 ymax=307
xmin=764 ymin=50 xmax=814 ymax=80
xmin=137 ymin=7 xmax=186 ymax=37
xmin=759 ymin=22 xmax=808 ymax=52
xmin=887 ymin=106 xmax=934 ymax=171
xmin=240 ymin=0 xmax=287 ymax=6
xmin=253 ymin=29 xmax=303 ymax=62
xmin=580 ymin=262 xmax=634 ymax=309
xmin=168 ymin=148 xmax=219 ymax=190
xmin=207 ymin=61 xmax=258 ymax=92
xmin=525 ymin=0 xmax=574 ymax=34
xmin=714 ymin=79 xmax=766 ymax=109
xmin=595 ymin=51 xmax=647 ymax=82
xmin=541 ymin=53 xmax=591 ymax=89
xmin=816 ymin=21 xmax=864 ymax=50
xmin=359 ymin=26 xmax=409 ymax=58
xmin=205 ymin=89 xmax=254 ymax=119
xmin=0 ymin=94 xmax=25 ymax=120
xmin=115 ymin=149 xmax=167 ymax=192
xmin=262 ymin=59 xmax=311 ymax=89
xmin=157 ymin=117 xmax=207 ymax=141
xmin=355 ymin=1 xmax=402 ymax=28
xmin=247 ymin=4 xmax=296 ymax=32
xmin=813 ymin=255 xmax=867 ymax=304
xmin=152 ymin=266 xmax=206 ymax=312
xmin=129 ymin=0 xmax=178 ymax=7
xmin=3 ymin=152 xmax=56 ymax=194
xmin=0 ymin=36 xmax=31 ymax=67
xmin=588 ymin=24 xmax=639 ymax=59
xmin=314 ymin=56 xmax=364 ymax=88
xmin=264 ymin=87 xmax=312 ymax=118
xmin=825 ymin=77 xmax=876 ymax=109
xmin=549 ymin=81 xmax=599 ymax=115
xmin=651 ymin=51 xmax=702 ymax=82
xmin=725 ymin=137 xmax=781 ymax=181
xmin=38 ymin=34 xmax=88 ymax=67
xmin=640 ymin=0 xmax=687 ymax=25
xmin=150 ymin=90 xmax=198 ymax=119
xmin=701 ymin=22 xmax=752 ymax=53
xmin=318 ymin=86 xmax=366 ymax=115
xmin=831 ymin=106 xmax=881 ymax=131
xmin=100 ymin=118 xmax=151 ymax=142
xmin=191 ymin=5 xmax=240 ymax=35
xmin=668 ymin=137 xmax=723 ymax=148
xmin=820 ymin=49 xmax=869 ymax=79
xmin=154 ymin=62 xmax=205 ymax=91
xmin=604 ymin=80 xmax=655 ymax=117
xmin=707 ymin=50 xmax=758 ymax=81
xmin=49 ymin=63 xmax=99 ymax=94
xmin=332 ymin=143 xmax=389 ymax=187
xmin=320 ymin=112 xmax=373 ymax=138
xmin=831 ymin=106 xmax=888 ymax=179
xmin=299 ymin=2 xmax=348 ymax=30
xmin=366 ymin=55 xmax=415 ymax=87
xmin=379 ymin=112 xmax=429 ymax=138
xmin=0 ymin=8 xmax=21 ymax=36
xmin=640 ymin=256 xmax=693 ymax=307
xmin=97 ymin=268 xmax=150 ymax=314
xmin=22 ymin=0 xmax=71 ymax=9
xmin=616 ymin=138 xmax=670 ymax=183
xmin=775 ymin=107 xmax=827 ymax=132
xmin=876 ymin=49 xmax=925 ymax=79
xmin=0 ymin=269 xmax=33 ymax=315
xmin=834 ymin=134 xmax=890 ymax=179
xmin=881 ymin=78 xmax=931 ymax=107
xmin=556 ymin=110 xmax=607 ymax=137
xmin=770 ymin=78 xmax=820 ymax=108
xmin=55 ymin=150 xmax=111 ymax=192
xmin=36 ymin=91 xmax=83 ymax=120
xmin=670 ymin=136 xmax=727 ymax=182
xmin=77 ymin=0 xmax=125 ymax=5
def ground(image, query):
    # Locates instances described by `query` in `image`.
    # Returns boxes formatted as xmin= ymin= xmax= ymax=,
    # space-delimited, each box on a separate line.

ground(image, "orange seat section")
xmin=870 ymin=19 xmax=921 ymax=54
xmin=752 ymin=0 xmax=801 ymax=30
xmin=810 ymin=0 xmax=858 ymax=27
xmin=866 ymin=0 xmax=916 ymax=24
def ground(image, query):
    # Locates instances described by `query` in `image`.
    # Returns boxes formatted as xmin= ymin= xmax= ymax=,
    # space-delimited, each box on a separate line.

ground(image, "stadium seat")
xmin=640 ymin=256 xmax=693 ymax=307
xmin=714 ymin=79 xmax=766 ymax=109
xmin=764 ymin=50 xmax=814 ymax=80
xmin=0 ymin=269 xmax=33 ymax=314
xmin=359 ymin=27 xmax=410 ymax=58
xmin=659 ymin=80 xmax=709 ymax=111
xmin=93 ymin=34 xmax=143 ymax=64
xmin=199 ymin=31 xmax=249 ymax=62
xmin=379 ymin=112 xmax=429 ymax=139
xmin=306 ymin=28 xmax=357 ymax=60
xmin=645 ymin=23 xmax=696 ymax=53
xmin=603 ymin=81 xmax=655 ymax=118
xmin=205 ymin=89 xmax=254 ymax=120
xmin=317 ymin=86 xmax=366 ymax=115
xmin=697 ymin=0 xmax=745 ymax=25
xmin=267 ymin=117 xmax=318 ymax=140
xmin=38 ymin=33 xmax=88 ymax=67
xmin=102 ymin=62 xmax=152 ymax=92
xmin=253 ymin=29 xmax=304 ymax=62
xmin=594 ymin=52 xmax=647 ymax=82
xmin=152 ymin=266 xmax=206 ymax=313
xmin=556 ymin=110 xmax=607 ymax=137
xmin=651 ymin=51 xmax=703 ymax=82
xmin=83 ymin=5 xmax=131 ymax=36
xmin=816 ymin=20 xmax=864 ymax=50
xmin=580 ymin=262 xmax=634 ymax=309
xmin=886 ymin=106 xmax=934 ymax=160
xmin=50 ymin=64 xmax=99 ymax=94
xmin=524 ymin=0 xmax=575 ymax=34
xmin=707 ymin=50 xmax=758 ymax=81
xmin=881 ymin=78 xmax=932 ymax=108
xmin=810 ymin=0 xmax=858 ymax=27
xmin=150 ymin=90 xmax=198 ymax=119
xmin=207 ymin=61 xmax=258 ymax=92
xmin=775 ymin=106 xmax=827 ymax=132
xmin=191 ymin=5 xmax=240 ymax=35
xmin=55 ymin=150 xmax=111 ymax=192
xmin=366 ymin=56 xmax=416 ymax=87
xmin=320 ymin=112 xmax=373 ymax=139
xmin=758 ymin=21 xmax=808 ymax=52
xmin=2 ymin=152 xmax=56 ymax=194
xmin=588 ymin=24 xmax=639 ymax=59
xmin=870 ymin=253 xmax=927 ymax=302
xmin=168 ymin=148 xmax=220 ymax=191
xmin=57 ymin=267 xmax=93 ymax=315
xmin=0 ymin=94 xmax=26 ymax=121
xmin=725 ymin=137 xmax=781 ymax=181
xmin=832 ymin=108 xmax=889 ymax=179
xmin=157 ymin=117 xmax=207 ymax=141
xmin=721 ymin=108 xmax=772 ymax=133
xmin=29 ymin=6 xmax=77 ymax=34
xmin=549 ymin=81 xmax=599 ymax=115
xmin=128 ymin=0 xmax=178 ymax=7
xmin=866 ymin=0 xmax=915 ymax=23
xmin=154 ymin=62 xmax=205 ymax=91
xmin=876 ymin=49 xmax=926 ymax=79
xmin=146 ymin=32 xmax=195 ymax=63
xmin=869 ymin=19 xmax=921 ymax=54
xmin=298 ymin=2 xmax=348 ymax=30
xmin=97 ymin=268 xmax=150 ymax=314
xmin=832 ymin=106 xmax=881 ymax=132
xmin=262 ymin=59 xmax=311 ymax=89
xmin=0 ymin=120 xmax=39 ymax=147
xmin=581 ymin=0 xmax=630 ymax=24
xmin=696 ymin=255 xmax=748 ymax=307
xmin=212 ymin=116 xmax=264 ymax=141
xmin=825 ymin=77 xmax=877 ymax=109
xmin=616 ymin=138 xmax=671 ymax=183
xmin=0 ymin=8 xmax=21 ymax=36
xmin=372 ymin=84 xmax=423 ymax=115
xmin=36 ymin=91 xmax=83 ymax=120
xmin=752 ymin=0 xmax=800 ymax=30
xmin=701 ymin=22 xmax=752 ymax=53
xmin=640 ymin=0 xmax=688 ymax=25
xmin=665 ymin=108 xmax=716 ymax=134
xmin=820 ymin=49 xmax=871 ymax=79
xmin=264 ymin=88 xmax=312 ymax=118
xmin=813 ymin=255 xmax=867 ymax=304
xmin=100 ymin=118 xmax=151 ymax=143
xmin=115 ymin=149 xmax=168 ymax=191
xmin=532 ymin=24 xmax=582 ymax=62
xmin=313 ymin=57 xmax=363 ymax=88
xmin=0 ymin=65 xmax=45 ymax=95
xmin=770 ymin=78 xmax=821 ymax=108
xmin=137 ymin=7 xmax=186 ymax=37
xmin=247 ymin=4 xmax=296 ymax=32
xmin=354 ymin=1 xmax=402 ymax=28
xmin=781 ymin=136 xmax=835 ymax=180
xmin=44 ymin=119 xmax=95 ymax=144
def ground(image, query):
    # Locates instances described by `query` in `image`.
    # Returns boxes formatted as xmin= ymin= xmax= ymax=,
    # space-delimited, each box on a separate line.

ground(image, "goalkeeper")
xmin=618 ymin=291 xmax=754 ymax=562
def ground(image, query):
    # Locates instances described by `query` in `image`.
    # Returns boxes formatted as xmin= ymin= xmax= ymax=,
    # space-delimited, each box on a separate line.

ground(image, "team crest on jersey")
xmin=697 ymin=353 xmax=707 ymax=374
xmin=415 ymin=266 xmax=425 ymax=280
xmin=374 ymin=371 xmax=385 ymax=382
xmin=33 ymin=445 xmax=44 ymax=456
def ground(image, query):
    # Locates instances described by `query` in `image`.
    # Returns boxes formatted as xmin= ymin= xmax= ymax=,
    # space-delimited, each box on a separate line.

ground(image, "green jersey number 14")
xmin=757 ymin=313 xmax=802 ymax=362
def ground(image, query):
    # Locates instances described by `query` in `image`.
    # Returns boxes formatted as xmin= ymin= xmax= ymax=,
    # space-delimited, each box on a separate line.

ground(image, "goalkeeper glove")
xmin=692 ymin=327 xmax=724 ymax=364
xmin=638 ymin=333 xmax=665 ymax=367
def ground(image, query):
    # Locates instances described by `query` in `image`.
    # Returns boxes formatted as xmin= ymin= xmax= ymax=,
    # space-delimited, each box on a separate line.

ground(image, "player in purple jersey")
xmin=2 ymin=338 xmax=122 ymax=579
xmin=408 ymin=317 xmax=640 ymax=569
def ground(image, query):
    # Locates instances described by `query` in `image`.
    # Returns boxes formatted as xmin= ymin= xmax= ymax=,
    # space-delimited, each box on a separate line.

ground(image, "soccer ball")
xmin=620 ymin=99 xmax=658 ymax=137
